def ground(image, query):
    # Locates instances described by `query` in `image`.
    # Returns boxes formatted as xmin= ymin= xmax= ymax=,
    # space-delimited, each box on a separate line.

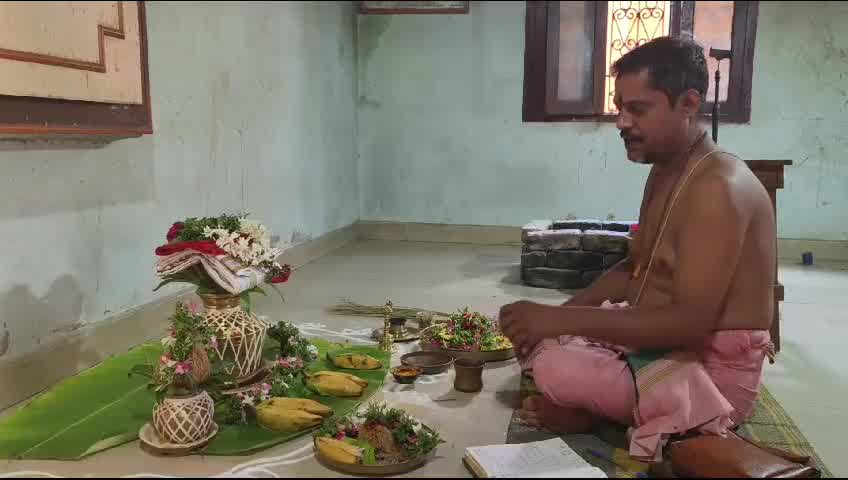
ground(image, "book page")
xmin=465 ymin=438 xmax=607 ymax=478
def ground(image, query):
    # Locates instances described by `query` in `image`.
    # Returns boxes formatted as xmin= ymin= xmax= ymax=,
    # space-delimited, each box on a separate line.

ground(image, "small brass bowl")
xmin=400 ymin=351 xmax=455 ymax=375
xmin=391 ymin=366 xmax=422 ymax=384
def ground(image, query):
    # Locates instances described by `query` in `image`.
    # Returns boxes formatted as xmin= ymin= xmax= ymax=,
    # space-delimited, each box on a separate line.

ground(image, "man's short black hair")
xmin=611 ymin=36 xmax=708 ymax=106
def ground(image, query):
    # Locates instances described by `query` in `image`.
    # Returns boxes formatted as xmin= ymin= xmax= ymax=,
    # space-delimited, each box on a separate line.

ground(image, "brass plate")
xmin=371 ymin=326 xmax=421 ymax=343
xmin=400 ymin=351 xmax=455 ymax=374
xmin=420 ymin=341 xmax=516 ymax=363
xmin=314 ymin=438 xmax=435 ymax=477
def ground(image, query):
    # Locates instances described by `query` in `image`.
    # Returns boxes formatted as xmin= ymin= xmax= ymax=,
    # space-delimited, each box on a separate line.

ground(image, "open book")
xmin=463 ymin=438 xmax=608 ymax=478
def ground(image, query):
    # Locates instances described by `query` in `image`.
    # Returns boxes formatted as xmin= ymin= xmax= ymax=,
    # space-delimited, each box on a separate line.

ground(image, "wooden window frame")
xmin=523 ymin=1 xmax=758 ymax=124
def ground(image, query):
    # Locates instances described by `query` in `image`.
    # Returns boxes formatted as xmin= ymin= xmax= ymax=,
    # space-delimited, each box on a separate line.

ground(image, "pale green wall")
xmin=0 ymin=1 xmax=359 ymax=361
xmin=357 ymin=1 xmax=848 ymax=241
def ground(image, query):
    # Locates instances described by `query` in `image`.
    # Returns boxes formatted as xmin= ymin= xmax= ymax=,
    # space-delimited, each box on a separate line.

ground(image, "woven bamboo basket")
xmin=199 ymin=292 xmax=268 ymax=382
xmin=152 ymin=391 xmax=216 ymax=445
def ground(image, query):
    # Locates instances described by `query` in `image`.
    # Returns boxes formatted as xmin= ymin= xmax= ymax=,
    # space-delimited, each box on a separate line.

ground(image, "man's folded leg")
xmin=519 ymin=335 xmax=636 ymax=432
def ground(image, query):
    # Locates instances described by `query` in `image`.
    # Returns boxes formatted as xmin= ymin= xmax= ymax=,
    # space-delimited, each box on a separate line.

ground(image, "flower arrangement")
xmin=215 ymin=381 xmax=273 ymax=426
xmin=315 ymin=402 xmax=444 ymax=465
xmin=131 ymin=302 xmax=226 ymax=400
xmin=154 ymin=213 xmax=292 ymax=306
xmin=421 ymin=307 xmax=512 ymax=352
xmin=217 ymin=355 xmax=313 ymax=426
xmin=268 ymin=356 xmax=310 ymax=397
xmin=267 ymin=320 xmax=319 ymax=362
xmin=216 ymin=321 xmax=318 ymax=426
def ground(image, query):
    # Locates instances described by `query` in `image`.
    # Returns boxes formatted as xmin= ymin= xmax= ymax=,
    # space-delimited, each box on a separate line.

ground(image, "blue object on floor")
xmin=802 ymin=251 xmax=814 ymax=266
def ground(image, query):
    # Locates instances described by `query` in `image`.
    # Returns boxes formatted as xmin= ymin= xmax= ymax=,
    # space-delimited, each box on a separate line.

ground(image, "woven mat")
xmin=506 ymin=376 xmax=832 ymax=478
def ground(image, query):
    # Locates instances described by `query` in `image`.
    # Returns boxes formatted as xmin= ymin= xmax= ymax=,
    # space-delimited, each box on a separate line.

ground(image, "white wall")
xmin=0 ymin=1 xmax=359 ymax=361
xmin=357 ymin=1 xmax=848 ymax=241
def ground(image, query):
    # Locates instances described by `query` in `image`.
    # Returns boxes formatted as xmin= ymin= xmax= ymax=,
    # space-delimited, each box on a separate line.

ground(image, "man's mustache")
xmin=620 ymin=131 xmax=643 ymax=142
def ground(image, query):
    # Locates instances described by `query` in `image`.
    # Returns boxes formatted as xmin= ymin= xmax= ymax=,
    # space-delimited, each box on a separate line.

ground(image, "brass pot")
xmin=453 ymin=358 xmax=485 ymax=393
xmin=389 ymin=317 xmax=408 ymax=337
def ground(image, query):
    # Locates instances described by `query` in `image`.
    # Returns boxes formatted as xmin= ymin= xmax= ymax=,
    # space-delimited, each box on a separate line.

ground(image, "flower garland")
xmin=154 ymin=213 xmax=293 ymax=296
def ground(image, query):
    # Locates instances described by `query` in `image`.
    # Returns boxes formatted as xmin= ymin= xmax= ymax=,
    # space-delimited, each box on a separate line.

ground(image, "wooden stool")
xmin=745 ymin=160 xmax=792 ymax=352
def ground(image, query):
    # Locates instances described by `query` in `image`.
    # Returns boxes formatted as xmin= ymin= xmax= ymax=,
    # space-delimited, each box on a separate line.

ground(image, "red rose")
xmin=155 ymin=240 xmax=227 ymax=257
xmin=166 ymin=222 xmax=185 ymax=242
xmin=270 ymin=264 xmax=292 ymax=284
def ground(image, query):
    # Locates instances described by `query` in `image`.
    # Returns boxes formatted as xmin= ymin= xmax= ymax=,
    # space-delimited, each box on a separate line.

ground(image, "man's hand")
xmin=499 ymin=301 xmax=560 ymax=357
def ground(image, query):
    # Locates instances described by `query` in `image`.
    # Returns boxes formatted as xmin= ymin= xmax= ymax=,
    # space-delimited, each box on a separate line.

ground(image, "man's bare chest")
xmin=630 ymin=175 xmax=681 ymax=295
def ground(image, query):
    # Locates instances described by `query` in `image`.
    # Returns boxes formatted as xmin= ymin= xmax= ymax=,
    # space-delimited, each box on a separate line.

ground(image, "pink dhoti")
xmin=521 ymin=329 xmax=774 ymax=462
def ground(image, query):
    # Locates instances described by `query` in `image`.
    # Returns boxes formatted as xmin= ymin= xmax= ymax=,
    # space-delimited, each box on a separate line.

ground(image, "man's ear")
xmin=678 ymin=89 xmax=702 ymax=116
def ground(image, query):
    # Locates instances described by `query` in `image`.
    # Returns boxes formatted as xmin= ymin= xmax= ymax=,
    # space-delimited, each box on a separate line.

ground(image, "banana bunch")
xmin=331 ymin=353 xmax=382 ymax=370
xmin=308 ymin=371 xmax=369 ymax=397
xmin=255 ymin=397 xmax=333 ymax=432
xmin=315 ymin=437 xmax=363 ymax=465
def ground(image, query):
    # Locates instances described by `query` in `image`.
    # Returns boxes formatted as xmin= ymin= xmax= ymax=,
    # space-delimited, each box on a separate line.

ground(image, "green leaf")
xmin=0 ymin=339 xmax=389 ymax=460
xmin=128 ymin=364 xmax=155 ymax=380
xmin=153 ymin=276 xmax=198 ymax=293
xmin=346 ymin=438 xmax=377 ymax=465
xmin=0 ymin=343 xmax=161 ymax=460
xmin=269 ymin=284 xmax=286 ymax=304
xmin=240 ymin=291 xmax=253 ymax=313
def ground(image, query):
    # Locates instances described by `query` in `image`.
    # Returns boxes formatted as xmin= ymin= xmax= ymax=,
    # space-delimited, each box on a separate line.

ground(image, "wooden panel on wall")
xmin=359 ymin=1 xmax=470 ymax=14
xmin=0 ymin=1 xmax=152 ymax=140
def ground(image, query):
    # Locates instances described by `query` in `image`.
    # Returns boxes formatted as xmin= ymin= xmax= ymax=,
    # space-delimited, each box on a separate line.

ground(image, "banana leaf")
xmin=201 ymin=340 xmax=389 ymax=456
xmin=0 ymin=338 xmax=389 ymax=460
xmin=0 ymin=342 xmax=161 ymax=460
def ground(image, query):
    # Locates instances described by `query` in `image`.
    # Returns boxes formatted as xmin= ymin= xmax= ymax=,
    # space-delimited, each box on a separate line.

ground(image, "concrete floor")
xmin=1 ymin=240 xmax=845 ymax=477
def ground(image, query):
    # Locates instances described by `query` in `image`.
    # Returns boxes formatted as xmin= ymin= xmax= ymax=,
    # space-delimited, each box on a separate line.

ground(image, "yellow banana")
xmin=308 ymin=371 xmax=368 ymax=397
xmin=332 ymin=353 xmax=383 ymax=370
xmin=255 ymin=405 xmax=323 ymax=432
xmin=317 ymin=371 xmax=370 ymax=388
xmin=259 ymin=397 xmax=333 ymax=417
xmin=315 ymin=437 xmax=363 ymax=465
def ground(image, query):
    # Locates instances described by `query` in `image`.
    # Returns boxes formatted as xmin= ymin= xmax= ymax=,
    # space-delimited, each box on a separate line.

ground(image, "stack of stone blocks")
xmin=521 ymin=219 xmax=636 ymax=289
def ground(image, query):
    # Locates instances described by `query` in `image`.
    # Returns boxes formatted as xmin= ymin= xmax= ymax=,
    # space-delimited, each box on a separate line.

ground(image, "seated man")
xmin=499 ymin=36 xmax=776 ymax=462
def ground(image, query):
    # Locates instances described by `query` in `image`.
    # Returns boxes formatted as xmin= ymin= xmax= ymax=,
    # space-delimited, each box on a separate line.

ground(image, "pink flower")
xmin=209 ymin=336 xmax=219 ymax=349
xmin=160 ymin=355 xmax=170 ymax=364
xmin=276 ymin=358 xmax=291 ymax=368
xmin=175 ymin=361 xmax=192 ymax=375
xmin=336 ymin=432 xmax=346 ymax=440
xmin=261 ymin=383 xmax=272 ymax=394
xmin=408 ymin=435 xmax=418 ymax=444
xmin=188 ymin=302 xmax=199 ymax=314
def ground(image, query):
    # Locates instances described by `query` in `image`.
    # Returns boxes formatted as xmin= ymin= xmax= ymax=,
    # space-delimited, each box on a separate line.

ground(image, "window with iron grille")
xmin=522 ymin=1 xmax=758 ymax=123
